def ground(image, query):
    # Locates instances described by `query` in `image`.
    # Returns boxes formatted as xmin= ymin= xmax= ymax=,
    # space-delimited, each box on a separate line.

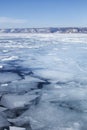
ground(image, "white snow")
xmin=10 ymin=126 xmax=26 ymax=130
xmin=2 ymin=56 xmax=19 ymax=61
xmin=0 ymin=65 xmax=3 ymax=69
xmin=0 ymin=72 xmax=21 ymax=83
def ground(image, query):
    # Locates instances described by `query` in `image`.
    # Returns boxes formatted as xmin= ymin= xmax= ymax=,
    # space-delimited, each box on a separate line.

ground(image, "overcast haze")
xmin=0 ymin=0 xmax=87 ymax=28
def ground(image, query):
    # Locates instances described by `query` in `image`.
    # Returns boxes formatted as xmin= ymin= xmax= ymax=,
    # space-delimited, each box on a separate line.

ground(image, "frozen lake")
xmin=0 ymin=33 xmax=87 ymax=130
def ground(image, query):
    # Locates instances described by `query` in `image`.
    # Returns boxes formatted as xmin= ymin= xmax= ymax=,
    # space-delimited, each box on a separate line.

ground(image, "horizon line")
xmin=0 ymin=27 xmax=87 ymax=29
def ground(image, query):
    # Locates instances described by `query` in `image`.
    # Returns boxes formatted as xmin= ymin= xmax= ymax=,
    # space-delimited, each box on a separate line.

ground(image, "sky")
xmin=0 ymin=0 xmax=87 ymax=28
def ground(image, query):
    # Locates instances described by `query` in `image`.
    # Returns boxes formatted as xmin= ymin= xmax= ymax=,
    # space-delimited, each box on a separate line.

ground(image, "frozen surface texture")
xmin=0 ymin=33 xmax=87 ymax=130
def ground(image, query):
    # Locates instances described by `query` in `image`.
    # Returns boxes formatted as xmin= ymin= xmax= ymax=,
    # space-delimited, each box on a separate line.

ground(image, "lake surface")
xmin=0 ymin=33 xmax=87 ymax=130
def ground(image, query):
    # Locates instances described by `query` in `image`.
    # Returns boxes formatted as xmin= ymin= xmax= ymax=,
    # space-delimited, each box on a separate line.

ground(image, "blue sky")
xmin=0 ymin=0 xmax=87 ymax=28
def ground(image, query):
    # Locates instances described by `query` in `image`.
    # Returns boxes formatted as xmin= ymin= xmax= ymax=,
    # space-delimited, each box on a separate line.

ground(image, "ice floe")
xmin=0 ymin=93 xmax=39 ymax=109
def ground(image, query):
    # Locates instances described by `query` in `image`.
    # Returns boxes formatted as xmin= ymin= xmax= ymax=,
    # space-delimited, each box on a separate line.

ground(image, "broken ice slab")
xmin=0 ymin=81 xmax=38 ymax=94
xmin=41 ymin=86 xmax=87 ymax=113
xmin=41 ymin=85 xmax=87 ymax=101
xmin=40 ymin=124 xmax=80 ymax=130
xmin=8 ymin=116 xmax=45 ymax=130
xmin=42 ymin=83 xmax=62 ymax=91
xmin=0 ymin=72 xmax=21 ymax=83
xmin=9 ymin=102 xmax=83 ymax=130
xmin=0 ymin=93 xmax=39 ymax=109
xmin=0 ymin=113 xmax=10 ymax=128
xmin=0 ymin=107 xmax=8 ymax=112
xmin=10 ymin=126 xmax=26 ymax=130
xmin=33 ymin=69 xmax=74 ymax=83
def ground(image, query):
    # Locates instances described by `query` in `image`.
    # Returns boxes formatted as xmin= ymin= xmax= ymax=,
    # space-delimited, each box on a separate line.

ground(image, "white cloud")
xmin=0 ymin=17 xmax=28 ymax=24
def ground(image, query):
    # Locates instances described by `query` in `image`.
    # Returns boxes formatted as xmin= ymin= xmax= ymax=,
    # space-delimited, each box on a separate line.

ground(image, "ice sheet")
xmin=0 ymin=33 xmax=87 ymax=130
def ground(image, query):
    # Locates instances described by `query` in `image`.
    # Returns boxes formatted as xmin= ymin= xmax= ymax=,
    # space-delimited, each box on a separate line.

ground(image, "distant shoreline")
xmin=0 ymin=27 xmax=87 ymax=33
